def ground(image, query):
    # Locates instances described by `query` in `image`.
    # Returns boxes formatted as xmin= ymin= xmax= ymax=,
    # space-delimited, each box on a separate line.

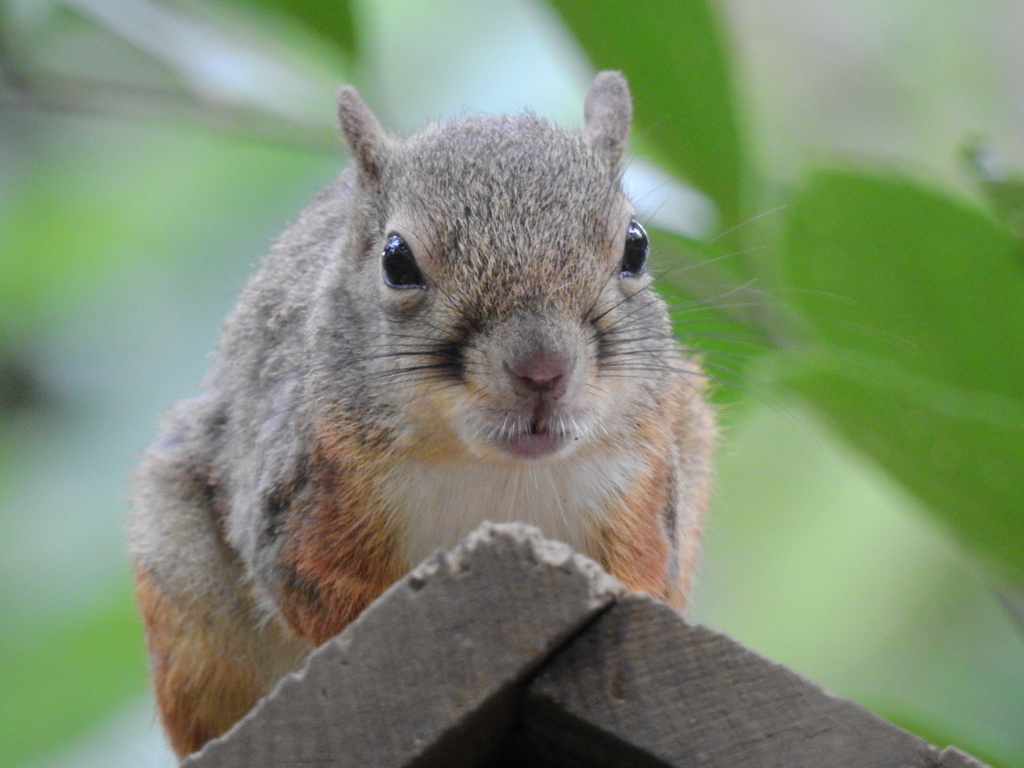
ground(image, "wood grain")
xmin=182 ymin=522 xmax=622 ymax=767
xmin=178 ymin=525 xmax=992 ymax=768
xmin=524 ymin=594 xmax=940 ymax=768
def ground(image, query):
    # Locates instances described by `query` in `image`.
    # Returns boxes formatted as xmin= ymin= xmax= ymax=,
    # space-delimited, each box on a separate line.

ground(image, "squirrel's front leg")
xmin=595 ymin=421 xmax=706 ymax=610
xmin=269 ymin=428 xmax=407 ymax=646
xmin=595 ymin=455 xmax=678 ymax=606
xmin=135 ymin=499 xmax=401 ymax=759
xmin=273 ymin=508 xmax=406 ymax=646
xmin=133 ymin=567 xmax=307 ymax=757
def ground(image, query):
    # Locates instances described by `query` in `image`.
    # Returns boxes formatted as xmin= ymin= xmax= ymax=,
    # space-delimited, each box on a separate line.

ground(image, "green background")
xmin=1 ymin=0 xmax=1022 ymax=765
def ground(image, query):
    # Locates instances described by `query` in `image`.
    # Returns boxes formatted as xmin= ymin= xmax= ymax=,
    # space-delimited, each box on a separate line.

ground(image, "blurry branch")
xmin=0 ymin=0 xmax=342 ymax=154
xmin=0 ymin=28 xmax=28 ymax=92
xmin=0 ymin=65 xmax=340 ymax=153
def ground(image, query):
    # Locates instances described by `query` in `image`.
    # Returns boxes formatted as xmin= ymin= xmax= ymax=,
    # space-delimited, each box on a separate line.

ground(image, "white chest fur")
xmin=382 ymin=450 xmax=640 ymax=568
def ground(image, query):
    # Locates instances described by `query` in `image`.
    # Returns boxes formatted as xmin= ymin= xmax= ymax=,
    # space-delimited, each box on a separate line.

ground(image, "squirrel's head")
xmin=332 ymin=72 xmax=682 ymax=465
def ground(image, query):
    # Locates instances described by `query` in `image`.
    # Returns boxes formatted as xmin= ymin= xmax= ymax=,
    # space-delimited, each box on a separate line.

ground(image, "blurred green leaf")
xmin=0 ymin=175 xmax=150 ymax=334
xmin=0 ymin=583 xmax=148 ymax=767
xmin=240 ymin=0 xmax=357 ymax=61
xmin=961 ymin=141 xmax=1024 ymax=242
xmin=653 ymin=228 xmax=778 ymax=407
xmin=981 ymin=179 xmax=1024 ymax=226
xmin=548 ymin=0 xmax=746 ymax=227
xmin=779 ymin=171 xmax=1024 ymax=582
xmin=980 ymin=180 xmax=1024 ymax=257
xmin=0 ymin=121 xmax=336 ymax=338
xmin=790 ymin=367 xmax=1024 ymax=583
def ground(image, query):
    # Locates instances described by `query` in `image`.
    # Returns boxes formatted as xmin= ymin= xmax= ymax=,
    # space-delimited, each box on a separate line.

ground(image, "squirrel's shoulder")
xmin=206 ymin=170 xmax=360 ymax=390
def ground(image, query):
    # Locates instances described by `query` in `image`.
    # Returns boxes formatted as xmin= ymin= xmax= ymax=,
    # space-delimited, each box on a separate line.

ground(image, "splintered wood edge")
xmin=409 ymin=521 xmax=624 ymax=608
xmin=182 ymin=522 xmax=623 ymax=768
xmin=938 ymin=746 xmax=993 ymax=768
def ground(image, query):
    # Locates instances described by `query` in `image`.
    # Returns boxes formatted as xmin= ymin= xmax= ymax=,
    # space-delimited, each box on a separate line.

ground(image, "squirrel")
xmin=128 ymin=70 xmax=716 ymax=758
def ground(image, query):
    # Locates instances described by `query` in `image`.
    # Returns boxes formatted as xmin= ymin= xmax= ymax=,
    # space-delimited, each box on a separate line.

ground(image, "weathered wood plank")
xmin=179 ymin=524 xmax=993 ymax=768
xmin=182 ymin=523 xmax=622 ymax=768
xmin=524 ymin=593 xmax=941 ymax=768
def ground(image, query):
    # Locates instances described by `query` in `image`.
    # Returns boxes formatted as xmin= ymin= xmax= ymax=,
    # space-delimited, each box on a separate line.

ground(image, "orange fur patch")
xmin=134 ymin=570 xmax=276 ymax=757
xmin=276 ymin=413 xmax=405 ymax=646
xmin=592 ymin=371 xmax=706 ymax=610
xmin=596 ymin=449 xmax=673 ymax=601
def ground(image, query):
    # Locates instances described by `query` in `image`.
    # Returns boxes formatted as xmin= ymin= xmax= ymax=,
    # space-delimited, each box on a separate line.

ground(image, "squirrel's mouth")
xmin=492 ymin=413 xmax=572 ymax=460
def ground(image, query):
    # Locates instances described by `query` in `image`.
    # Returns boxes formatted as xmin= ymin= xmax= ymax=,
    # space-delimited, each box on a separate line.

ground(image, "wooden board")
xmin=179 ymin=524 xmax=992 ymax=768
xmin=182 ymin=523 xmax=622 ymax=768
xmin=525 ymin=594 xmax=939 ymax=768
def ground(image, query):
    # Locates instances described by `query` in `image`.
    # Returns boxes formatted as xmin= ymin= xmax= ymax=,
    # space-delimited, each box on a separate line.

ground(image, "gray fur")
xmin=128 ymin=71 xmax=714 ymax=750
xmin=337 ymin=85 xmax=389 ymax=185
xmin=583 ymin=70 xmax=633 ymax=173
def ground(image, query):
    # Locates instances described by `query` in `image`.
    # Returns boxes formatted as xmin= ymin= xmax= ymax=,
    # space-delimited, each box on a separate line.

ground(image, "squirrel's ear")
xmin=337 ymin=85 xmax=388 ymax=184
xmin=583 ymin=71 xmax=632 ymax=173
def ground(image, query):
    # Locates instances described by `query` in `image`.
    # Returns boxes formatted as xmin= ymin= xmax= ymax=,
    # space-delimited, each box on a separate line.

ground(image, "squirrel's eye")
xmin=620 ymin=219 xmax=649 ymax=277
xmin=382 ymin=234 xmax=426 ymax=289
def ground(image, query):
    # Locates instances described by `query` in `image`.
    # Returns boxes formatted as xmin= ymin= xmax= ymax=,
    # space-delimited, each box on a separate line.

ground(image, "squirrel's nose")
xmin=504 ymin=354 xmax=570 ymax=400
